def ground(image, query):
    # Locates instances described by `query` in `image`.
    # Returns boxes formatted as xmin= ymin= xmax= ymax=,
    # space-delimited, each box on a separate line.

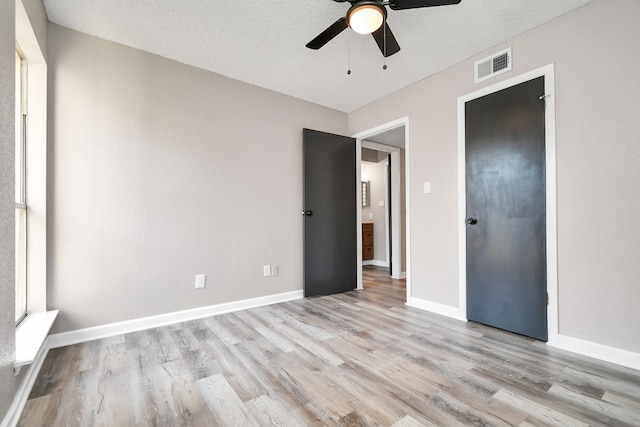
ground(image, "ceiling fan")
xmin=306 ymin=0 xmax=462 ymax=57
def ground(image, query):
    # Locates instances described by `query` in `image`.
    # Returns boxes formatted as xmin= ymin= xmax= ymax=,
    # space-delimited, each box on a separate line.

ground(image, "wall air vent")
xmin=475 ymin=47 xmax=512 ymax=83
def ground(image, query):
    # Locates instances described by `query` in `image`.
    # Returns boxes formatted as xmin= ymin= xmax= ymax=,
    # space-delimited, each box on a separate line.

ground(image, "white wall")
xmin=361 ymin=159 xmax=388 ymax=265
xmin=348 ymin=0 xmax=640 ymax=354
xmin=47 ymin=25 xmax=348 ymax=333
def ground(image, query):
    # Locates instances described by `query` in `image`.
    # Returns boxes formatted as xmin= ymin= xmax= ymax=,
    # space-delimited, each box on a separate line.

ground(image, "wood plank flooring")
xmin=19 ymin=266 xmax=640 ymax=426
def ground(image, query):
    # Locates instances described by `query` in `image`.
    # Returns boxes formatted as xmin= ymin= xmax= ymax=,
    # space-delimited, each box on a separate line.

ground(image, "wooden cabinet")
xmin=362 ymin=222 xmax=374 ymax=260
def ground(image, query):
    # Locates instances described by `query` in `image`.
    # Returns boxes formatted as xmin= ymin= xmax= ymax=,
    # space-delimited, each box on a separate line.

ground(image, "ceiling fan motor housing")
xmin=347 ymin=1 xmax=387 ymax=34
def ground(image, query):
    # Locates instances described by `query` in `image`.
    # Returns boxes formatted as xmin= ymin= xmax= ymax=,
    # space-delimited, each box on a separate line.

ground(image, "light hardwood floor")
xmin=19 ymin=266 xmax=640 ymax=426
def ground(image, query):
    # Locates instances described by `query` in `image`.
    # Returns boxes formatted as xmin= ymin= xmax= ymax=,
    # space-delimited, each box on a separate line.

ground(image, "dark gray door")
xmin=465 ymin=77 xmax=547 ymax=341
xmin=303 ymin=128 xmax=357 ymax=297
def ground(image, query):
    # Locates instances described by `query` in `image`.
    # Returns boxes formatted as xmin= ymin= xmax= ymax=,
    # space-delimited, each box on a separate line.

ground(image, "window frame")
xmin=15 ymin=46 xmax=28 ymax=325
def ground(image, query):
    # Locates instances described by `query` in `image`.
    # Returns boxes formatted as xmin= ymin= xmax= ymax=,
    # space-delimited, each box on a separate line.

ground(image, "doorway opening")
xmin=353 ymin=118 xmax=409 ymax=301
xmin=361 ymin=149 xmax=390 ymax=270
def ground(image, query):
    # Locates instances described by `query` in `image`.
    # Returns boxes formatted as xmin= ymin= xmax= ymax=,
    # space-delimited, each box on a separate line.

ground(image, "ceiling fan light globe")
xmin=348 ymin=4 xmax=384 ymax=34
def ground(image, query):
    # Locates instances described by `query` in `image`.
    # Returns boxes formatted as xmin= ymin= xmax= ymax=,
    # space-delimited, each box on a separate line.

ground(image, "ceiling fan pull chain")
xmin=383 ymin=14 xmax=388 ymax=70
xmin=347 ymin=29 xmax=352 ymax=75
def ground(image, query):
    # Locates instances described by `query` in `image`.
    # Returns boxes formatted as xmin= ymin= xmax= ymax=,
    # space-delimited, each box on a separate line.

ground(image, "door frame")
xmin=457 ymin=64 xmax=559 ymax=345
xmin=352 ymin=117 xmax=410 ymax=293
xmin=361 ymin=141 xmax=393 ymax=270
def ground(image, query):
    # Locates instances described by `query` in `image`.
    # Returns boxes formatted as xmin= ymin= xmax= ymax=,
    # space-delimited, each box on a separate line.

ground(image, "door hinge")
xmin=547 ymin=292 xmax=549 ymax=305
xmin=539 ymin=94 xmax=551 ymax=110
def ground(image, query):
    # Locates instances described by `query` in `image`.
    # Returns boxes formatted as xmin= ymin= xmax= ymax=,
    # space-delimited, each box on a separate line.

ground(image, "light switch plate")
xmin=195 ymin=274 xmax=206 ymax=289
xmin=424 ymin=182 xmax=431 ymax=193
xmin=263 ymin=265 xmax=271 ymax=277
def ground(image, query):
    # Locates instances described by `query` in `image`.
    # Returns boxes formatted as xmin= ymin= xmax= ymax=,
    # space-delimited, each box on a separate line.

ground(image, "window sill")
xmin=14 ymin=310 xmax=58 ymax=375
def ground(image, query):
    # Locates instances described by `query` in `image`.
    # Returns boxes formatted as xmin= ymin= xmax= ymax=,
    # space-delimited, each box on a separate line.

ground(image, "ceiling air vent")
xmin=475 ymin=47 xmax=512 ymax=83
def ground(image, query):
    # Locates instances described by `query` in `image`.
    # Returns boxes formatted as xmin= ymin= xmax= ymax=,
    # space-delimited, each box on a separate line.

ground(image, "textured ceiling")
xmin=43 ymin=0 xmax=593 ymax=113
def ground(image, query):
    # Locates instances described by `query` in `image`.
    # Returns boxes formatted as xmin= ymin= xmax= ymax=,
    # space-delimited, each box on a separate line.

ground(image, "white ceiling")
xmin=43 ymin=0 xmax=593 ymax=113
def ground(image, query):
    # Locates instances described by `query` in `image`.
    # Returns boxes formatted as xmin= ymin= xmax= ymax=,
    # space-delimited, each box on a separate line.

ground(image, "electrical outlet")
xmin=195 ymin=274 xmax=206 ymax=289
xmin=263 ymin=265 xmax=271 ymax=277
xmin=271 ymin=265 xmax=279 ymax=277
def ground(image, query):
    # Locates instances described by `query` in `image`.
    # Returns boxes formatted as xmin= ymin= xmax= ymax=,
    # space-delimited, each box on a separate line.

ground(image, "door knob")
xmin=302 ymin=210 xmax=313 ymax=216
xmin=466 ymin=217 xmax=478 ymax=225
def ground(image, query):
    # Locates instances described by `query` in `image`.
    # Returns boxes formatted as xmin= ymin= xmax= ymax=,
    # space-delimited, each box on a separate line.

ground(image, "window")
xmin=15 ymin=47 xmax=27 ymax=324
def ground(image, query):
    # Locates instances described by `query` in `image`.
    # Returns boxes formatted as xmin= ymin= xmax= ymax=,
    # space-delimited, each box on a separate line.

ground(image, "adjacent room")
xmin=2 ymin=0 xmax=639 ymax=425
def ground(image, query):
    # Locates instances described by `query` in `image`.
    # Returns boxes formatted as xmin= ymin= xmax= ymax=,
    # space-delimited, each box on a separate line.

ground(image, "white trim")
xmin=404 ymin=123 xmax=411 ymax=300
xmin=14 ymin=310 xmax=58 ymax=368
xmin=47 ymin=290 xmax=302 ymax=349
xmin=389 ymin=151 xmax=401 ymax=279
xmin=356 ymin=140 xmax=363 ymax=290
xmin=361 ymin=143 xmax=399 ymax=276
xmin=16 ymin=0 xmax=48 ymax=313
xmin=551 ymin=335 xmax=640 ymax=371
xmin=406 ymin=297 xmax=466 ymax=321
xmin=361 ymin=142 xmax=396 ymax=274
xmin=1 ymin=342 xmax=50 ymax=427
xmin=457 ymin=64 xmax=558 ymax=344
xmin=362 ymin=260 xmax=389 ymax=268
xmin=457 ymin=97 xmax=467 ymax=320
xmin=360 ymin=140 xmax=398 ymax=154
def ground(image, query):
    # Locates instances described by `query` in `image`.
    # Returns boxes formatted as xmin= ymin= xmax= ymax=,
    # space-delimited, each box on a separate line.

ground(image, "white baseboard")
xmin=362 ymin=260 xmax=389 ymax=268
xmin=390 ymin=271 xmax=405 ymax=280
xmin=7 ymin=288 xmax=640 ymax=427
xmin=550 ymin=334 xmax=640 ymax=371
xmin=406 ymin=296 xmax=466 ymax=321
xmin=1 ymin=342 xmax=50 ymax=427
xmin=47 ymin=290 xmax=303 ymax=349
xmin=2 ymin=290 xmax=303 ymax=427
xmin=406 ymin=296 xmax=640 ymax=371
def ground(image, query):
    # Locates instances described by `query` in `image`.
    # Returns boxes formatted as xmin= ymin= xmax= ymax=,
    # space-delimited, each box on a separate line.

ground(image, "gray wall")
xmin=47 ymin=25 xmax=348 ymax=333
xmin=0 ymin=0 xmax=18 ymax=419
xmin=348 ymin=0 xmax=640 ymax=353
xmin=361 ymin=148 xmax=378 ymax=163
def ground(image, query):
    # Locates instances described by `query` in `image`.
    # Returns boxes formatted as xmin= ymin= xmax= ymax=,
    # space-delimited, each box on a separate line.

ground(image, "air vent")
xmin=475 ymin=47 xmax=512 ymax=83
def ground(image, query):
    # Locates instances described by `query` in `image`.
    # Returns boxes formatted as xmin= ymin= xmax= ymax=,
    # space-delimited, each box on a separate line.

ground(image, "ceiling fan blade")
xmin=306 ymin=17 xmax=348 ymax=50
xmin=372 ymin=23 xmax=401 ymax=57
xmin=389 ymin=0 xmax=461 ymax=10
